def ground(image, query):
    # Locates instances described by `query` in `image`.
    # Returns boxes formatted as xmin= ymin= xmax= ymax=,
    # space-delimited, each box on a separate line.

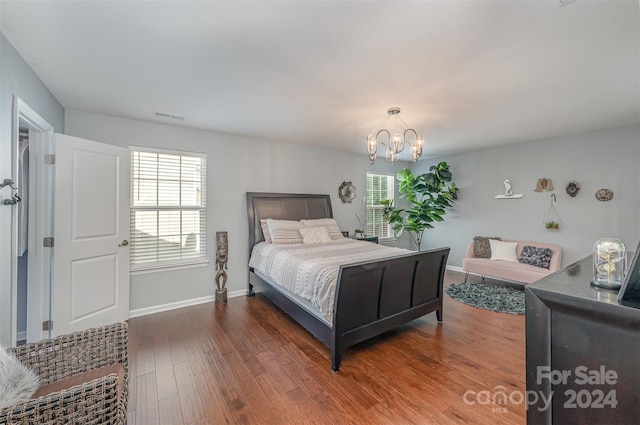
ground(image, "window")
xmin=130 ymin=147 xmax=206 ymax=270
xmin=366 ymin=173 xmax=395 ymax=239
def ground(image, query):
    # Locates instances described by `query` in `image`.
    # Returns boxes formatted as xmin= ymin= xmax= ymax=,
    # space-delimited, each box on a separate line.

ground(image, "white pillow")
xmin=300 ymin=218 xmax=344 ymax=240
xmin=489 ymin=239 xmax=519 ymax=262
xmin=299 ymin=226 xmax=332 ymax=245
xmin=260 ymin=219 xmax=272 ymax=243
xmin=0 ymin=346 xmax=40 ymax=408
xmin=266 ymin=219 xmax=303 ymax=244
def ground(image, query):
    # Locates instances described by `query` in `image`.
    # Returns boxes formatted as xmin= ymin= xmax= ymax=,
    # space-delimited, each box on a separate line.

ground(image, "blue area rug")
xmin=446 ymin=283 xmax=525 ymax=315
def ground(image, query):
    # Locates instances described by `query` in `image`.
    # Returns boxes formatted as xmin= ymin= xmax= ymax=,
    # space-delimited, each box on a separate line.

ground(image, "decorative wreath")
xmin=565 ymin=181 xmax=580 ymax=197
xmin=338 ymin=181 xmax=356 ymax=204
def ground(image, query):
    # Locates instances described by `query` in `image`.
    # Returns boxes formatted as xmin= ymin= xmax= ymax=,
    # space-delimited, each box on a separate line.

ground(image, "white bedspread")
xmin=249 ymin=239 xmax=411 ymax=323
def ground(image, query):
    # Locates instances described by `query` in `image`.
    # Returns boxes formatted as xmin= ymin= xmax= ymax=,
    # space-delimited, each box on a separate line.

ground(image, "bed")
xmin=246 ymin=192 xmax=450 ymax=371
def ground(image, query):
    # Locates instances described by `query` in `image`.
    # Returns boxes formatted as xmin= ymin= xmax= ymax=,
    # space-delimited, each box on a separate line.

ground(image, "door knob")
xmin=118 ymin=240 xmax=129 ymax=247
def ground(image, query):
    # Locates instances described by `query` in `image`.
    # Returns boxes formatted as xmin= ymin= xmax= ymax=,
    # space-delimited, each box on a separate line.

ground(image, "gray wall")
xmin=0 ymin=32 xmax=65 ymax=345
xmin=65 ymin=109 xmax=405 ymax=312
xmin=2 ymin=26 xmax=639 ymax=343
xmin=412 ymin=124 xmax=640 ymax=269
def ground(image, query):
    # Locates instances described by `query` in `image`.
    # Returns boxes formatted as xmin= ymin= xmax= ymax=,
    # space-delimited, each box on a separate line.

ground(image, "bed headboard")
xmin=246 ymin=192 xmax=333 ymax=252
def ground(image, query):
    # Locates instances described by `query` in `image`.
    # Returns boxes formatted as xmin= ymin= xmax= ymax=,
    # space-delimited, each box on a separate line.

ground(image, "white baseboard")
xmin=447 ymin=265 xmax=485 ymax=279
xmin=129 ymin=267 xmax=470 ymax=319
xmin=129 ymin=289 xmax=246 ymax=318
xmin=446 ymin=265 xmax=465 ymax=273
xmin=227 ymin=289 xmax=246 ymax=298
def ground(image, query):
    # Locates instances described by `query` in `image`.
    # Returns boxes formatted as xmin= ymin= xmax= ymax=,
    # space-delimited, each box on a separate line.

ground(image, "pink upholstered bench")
xmin=462 ymin=239 xmax=562 ymax=284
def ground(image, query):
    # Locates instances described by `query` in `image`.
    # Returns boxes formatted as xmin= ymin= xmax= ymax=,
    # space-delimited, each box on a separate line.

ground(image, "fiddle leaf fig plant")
xmin=381 ymin=162 xmax=458 ymax=251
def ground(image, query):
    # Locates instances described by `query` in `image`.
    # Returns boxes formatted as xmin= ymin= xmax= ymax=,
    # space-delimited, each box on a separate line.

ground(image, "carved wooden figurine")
xmin=215 ymin=231 xmax=228 ymax=304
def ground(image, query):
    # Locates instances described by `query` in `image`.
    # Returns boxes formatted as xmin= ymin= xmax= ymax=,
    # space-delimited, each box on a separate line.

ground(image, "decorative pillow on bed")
xmin=300 ymin=218 xmax=344 ymax=240
xmin=260 ymin=219 xmax=272 ymax=243
xmin=299 ymin=226 xmax=332 ymax=245
xmin=473 ymin=236 xmax=501 ymax=258
xmin=0 ymin=346 xmax=40 ymax=408
xmin=266 ymin=219 xmax=304 ymax=244
xmin=489 ymin=239 xmax=519 ymax=262
xmin=519 ymin=245 xmax=553 ymax=269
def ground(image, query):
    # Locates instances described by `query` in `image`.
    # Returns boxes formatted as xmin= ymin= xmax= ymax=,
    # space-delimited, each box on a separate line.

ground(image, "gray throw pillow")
xmin=519 ymin=245 xmax=553 ymax=269
xmin=473 ymin=236 xmax=502 ymax=258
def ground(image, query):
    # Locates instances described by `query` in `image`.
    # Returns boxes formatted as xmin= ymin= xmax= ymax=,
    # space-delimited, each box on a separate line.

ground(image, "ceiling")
xmin=1 ymin=0 xmax=638 ymax=159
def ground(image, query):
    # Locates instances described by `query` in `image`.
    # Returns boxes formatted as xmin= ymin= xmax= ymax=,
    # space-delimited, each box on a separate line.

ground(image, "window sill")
xmin=131 ymin=259 xmax=210 ymax=276
xmin=377 ymin=237 xmax=399 ymax=246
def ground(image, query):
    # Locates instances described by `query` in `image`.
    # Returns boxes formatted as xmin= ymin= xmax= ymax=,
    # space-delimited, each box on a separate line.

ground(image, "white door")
xmin=52 ymin=134 xmax=129 ymax=336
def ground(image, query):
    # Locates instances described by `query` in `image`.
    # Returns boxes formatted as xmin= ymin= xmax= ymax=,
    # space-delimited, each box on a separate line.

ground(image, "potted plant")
xmin=545 ymin=221 xmax=560 ymax=230
xmin=381 ymin=162 xmax=458 ymax=251
xmin=543 ymin=194 xmax=561 ymax=231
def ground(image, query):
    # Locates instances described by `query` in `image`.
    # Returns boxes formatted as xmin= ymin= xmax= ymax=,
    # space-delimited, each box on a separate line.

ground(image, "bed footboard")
xmin=331 ymin=247 xmax=450 ymax=371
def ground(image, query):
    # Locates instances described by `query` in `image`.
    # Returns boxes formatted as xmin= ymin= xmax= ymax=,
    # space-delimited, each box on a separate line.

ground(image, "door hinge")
xmin=42 ymin=320 xmax=53 ymax=331
xmin=44 ymin=154 xmax=55 ymax=165
xmin=43 ymin=237 xmax=54 ymax=247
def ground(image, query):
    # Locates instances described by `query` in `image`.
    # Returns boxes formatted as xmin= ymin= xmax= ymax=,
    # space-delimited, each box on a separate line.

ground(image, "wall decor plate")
xmin=595 ymin=188 xmax=614 ymax=202
xmin=338 ymin=181 xmax=356 ymax=203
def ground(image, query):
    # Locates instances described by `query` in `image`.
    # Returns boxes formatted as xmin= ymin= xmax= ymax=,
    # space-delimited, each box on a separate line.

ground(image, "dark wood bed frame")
xmin=246 ymin=192 xmax=450 ymax=371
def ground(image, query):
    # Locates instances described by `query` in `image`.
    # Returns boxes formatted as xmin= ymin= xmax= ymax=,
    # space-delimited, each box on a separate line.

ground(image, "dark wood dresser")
xmin=525 ymin=255 xmax=640 ymax=424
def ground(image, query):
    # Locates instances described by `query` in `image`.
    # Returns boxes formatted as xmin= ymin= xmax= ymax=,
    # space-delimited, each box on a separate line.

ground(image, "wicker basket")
xmin=0 ymin=322 xmax=128 ymax=425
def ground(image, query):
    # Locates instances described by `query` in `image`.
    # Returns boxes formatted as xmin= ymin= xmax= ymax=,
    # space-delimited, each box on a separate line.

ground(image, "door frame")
xmin=10 ymin=96 xmax=54 ymax=345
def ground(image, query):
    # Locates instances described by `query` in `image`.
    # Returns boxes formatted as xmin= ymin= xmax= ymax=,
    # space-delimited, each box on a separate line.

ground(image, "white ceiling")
xmin=1 ymin=0 xmax=638 ymax=159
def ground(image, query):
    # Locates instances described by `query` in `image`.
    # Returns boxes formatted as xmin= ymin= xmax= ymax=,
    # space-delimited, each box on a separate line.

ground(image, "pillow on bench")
xmin=489 ymin=239 xmax=519 ymax=262
xmin=473 ymin=236 xmax=502 ymax=258
xmin=519 ymin=245 xmax=553 ymax=269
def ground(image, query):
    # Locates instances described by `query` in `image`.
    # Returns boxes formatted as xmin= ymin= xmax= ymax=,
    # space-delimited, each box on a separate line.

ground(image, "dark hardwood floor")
xmin=127 ymin=271 xmax=526 ymax=424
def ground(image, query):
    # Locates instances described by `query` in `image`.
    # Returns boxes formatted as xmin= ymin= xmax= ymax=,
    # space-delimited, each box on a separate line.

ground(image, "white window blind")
xmin=366 ymin=173 xmax=394 ymax=239
xmin=130 ymin=147 xmax=206 ymax=270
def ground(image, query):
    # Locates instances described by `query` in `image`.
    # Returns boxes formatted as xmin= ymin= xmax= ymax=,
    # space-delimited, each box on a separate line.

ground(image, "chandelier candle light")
xmin=367 ymin=107 xmax=424 ymax=164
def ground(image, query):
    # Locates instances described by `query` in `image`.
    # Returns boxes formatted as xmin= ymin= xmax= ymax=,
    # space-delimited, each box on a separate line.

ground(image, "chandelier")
xmin=367 ymin=107 xmax=424 ymax=164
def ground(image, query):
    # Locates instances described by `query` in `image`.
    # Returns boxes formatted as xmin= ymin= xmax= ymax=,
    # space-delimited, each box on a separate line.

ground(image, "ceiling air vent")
xmin=154 ymin=112 xmax=185 ymax=121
